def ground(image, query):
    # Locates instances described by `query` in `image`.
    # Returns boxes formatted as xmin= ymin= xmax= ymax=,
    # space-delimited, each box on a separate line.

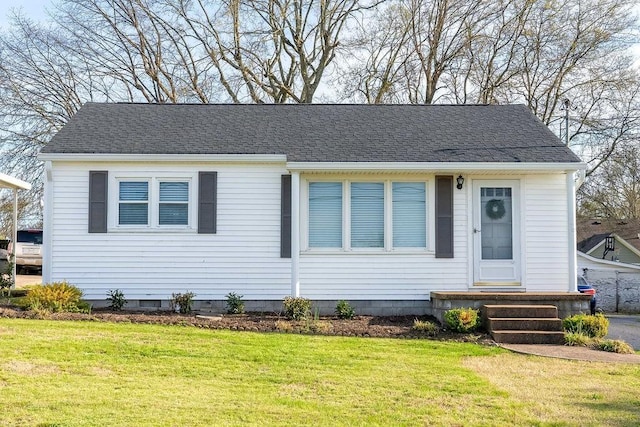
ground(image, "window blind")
xmin=119 ymin=181 xmax=149 ymax=225
xmin=392 ymin=182 xmax=426 ymax=247
xmin=309 ymin=182 xmax=342 ymax=247
xmin=159 ymin=182 xmax=188 ymax=225
xmin=351 ymin=182 xmax=384 ymax=248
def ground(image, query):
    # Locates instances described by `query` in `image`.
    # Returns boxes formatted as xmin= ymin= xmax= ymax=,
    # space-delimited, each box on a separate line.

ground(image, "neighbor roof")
xmin=41 ymin=103 xmax=582 ymax=163
xmin=577 ymin=218 xmax=640 ymax=253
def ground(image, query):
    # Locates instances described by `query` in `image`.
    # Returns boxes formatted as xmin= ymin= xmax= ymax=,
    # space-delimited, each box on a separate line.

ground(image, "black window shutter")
xmin=280 ymin=175 xmax=292 ymax=258
xmin=435 ymin=176 xmax=453 ymax=258
xmin=198 ymin=172 xmax=217 ymax=234
xmin=88 ymin=171 xmax=108 ymax=233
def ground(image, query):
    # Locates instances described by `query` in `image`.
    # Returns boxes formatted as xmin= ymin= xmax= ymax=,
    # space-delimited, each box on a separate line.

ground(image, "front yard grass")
xmin=0 ymin=319 xmax=639 ymax=426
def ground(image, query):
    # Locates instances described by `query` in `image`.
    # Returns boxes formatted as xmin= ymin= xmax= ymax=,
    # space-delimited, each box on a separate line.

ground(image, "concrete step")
xmin=487 ymin=317 xmax=562 ymax=332
xmin=483 ymin=304 xmax=558 ymax=319
xmin=491 ymin=330 xmax=565 ymax=345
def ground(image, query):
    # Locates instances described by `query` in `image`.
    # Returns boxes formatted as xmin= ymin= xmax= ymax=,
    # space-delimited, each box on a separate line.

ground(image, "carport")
xmin=0 ymin=172 xmax=32 ymax=287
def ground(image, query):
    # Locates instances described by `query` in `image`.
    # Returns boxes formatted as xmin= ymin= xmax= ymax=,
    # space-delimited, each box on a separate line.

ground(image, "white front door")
xmin=473 ymin=180 xmax=521 ymax=286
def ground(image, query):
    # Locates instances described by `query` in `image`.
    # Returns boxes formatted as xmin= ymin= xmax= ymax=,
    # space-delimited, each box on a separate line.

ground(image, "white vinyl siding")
xmin=351 ymin=182 xmax=384 ymax=248
xmin=523 ymin=174 xmax=570 ymax=291
xmin=308 ymin=182 xmax=342 ymax=248
xmin=47 ymin=163 xmax=291 ymax=300
xmin=392 ymin=182 xmax=426 ymax=248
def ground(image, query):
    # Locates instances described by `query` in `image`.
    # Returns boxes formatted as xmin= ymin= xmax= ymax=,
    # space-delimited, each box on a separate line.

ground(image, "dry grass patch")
xmin=463 ymin=354 xmax=640 ymax=425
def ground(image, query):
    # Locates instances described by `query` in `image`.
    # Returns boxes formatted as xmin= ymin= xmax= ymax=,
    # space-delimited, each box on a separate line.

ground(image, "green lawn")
xmin=0 ymin=319 xmax=639 ymax=426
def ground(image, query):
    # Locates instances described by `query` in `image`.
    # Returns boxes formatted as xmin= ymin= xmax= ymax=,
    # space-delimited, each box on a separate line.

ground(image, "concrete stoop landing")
xmin=483 ymin=304 xmax=565 ymax=345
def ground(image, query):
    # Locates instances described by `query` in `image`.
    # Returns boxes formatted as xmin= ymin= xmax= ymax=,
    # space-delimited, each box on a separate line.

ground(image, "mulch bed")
xmin=0 ymin=306 xmax=492 ymax=343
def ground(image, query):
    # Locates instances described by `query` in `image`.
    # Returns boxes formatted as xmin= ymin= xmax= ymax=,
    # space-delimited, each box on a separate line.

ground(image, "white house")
xmin=39 ymin=103 xmax=586 ymax=314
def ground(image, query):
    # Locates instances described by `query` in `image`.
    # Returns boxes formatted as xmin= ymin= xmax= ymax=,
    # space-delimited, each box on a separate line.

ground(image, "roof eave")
xmin=286 ymin=161 xmax=587 ymax=173
xmin=0 ymin=172 xmax=32 ymax=190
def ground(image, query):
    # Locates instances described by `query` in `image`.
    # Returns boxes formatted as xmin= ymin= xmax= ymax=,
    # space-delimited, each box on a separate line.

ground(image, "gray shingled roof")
xmin=41 ymin=103 xmax=582 ymax=163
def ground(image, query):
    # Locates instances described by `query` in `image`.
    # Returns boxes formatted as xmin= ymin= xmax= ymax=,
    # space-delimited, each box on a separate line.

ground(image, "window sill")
xmin=107 ymin=227 xmax=196 ymax=234
xmin=301 ymin=249 xmax=434 ymax=256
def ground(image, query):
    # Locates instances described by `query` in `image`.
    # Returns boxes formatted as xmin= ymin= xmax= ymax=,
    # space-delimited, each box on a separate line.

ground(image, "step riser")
xmin=491 ymin=331 xmax=565 ymax=345
xmin=488 ymin=318 xmax=562 ymax=332
xmin=483 ymin=305 xmax=558 ymax=319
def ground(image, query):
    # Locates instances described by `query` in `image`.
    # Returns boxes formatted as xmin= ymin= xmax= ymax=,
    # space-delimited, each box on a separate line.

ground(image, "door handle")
xmin=473 ymin=228 xmax=481 ymax=233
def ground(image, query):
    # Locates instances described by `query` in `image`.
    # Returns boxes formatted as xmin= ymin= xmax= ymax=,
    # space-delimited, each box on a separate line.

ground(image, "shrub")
xmin=106 ymin=289 xmax=128 ymax=311
xmin=592 ymin=339 xmax=635 ymax=354
xmin=562 ymin=313 xmax=609 ymax=338
xmin=412 ymin=319 xmax=439 ymax=335
xmin=225 ymin=292 xmax=245 ymax=314
xmin=282 ymin=296 xmax=312 ymax=320
xmin=25 ymin=282 xmax=87 ymax=313
xmin=171 ymin=292 xmax=195 ymax=314
xmin=564 ymin=332 xmax=592 ymax=347
xmin=0 ymin=257 xmax=14 ymax=297
xmin=335 ymin=300 xmax=355 ymax=319
xmin=444 ymin=308 xmax=480 ymax=333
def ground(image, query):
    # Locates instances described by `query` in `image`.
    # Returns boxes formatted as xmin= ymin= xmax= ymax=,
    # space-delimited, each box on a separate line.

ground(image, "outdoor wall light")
xmin=456 ymin=175 xmax=464 ymax=190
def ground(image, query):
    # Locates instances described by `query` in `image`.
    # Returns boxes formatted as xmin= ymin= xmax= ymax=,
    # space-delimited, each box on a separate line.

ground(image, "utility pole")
xmin=563 ymin=98 xmax=570 ymax=146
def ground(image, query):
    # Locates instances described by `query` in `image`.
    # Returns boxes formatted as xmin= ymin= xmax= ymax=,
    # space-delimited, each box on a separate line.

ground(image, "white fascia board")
xmin=37 ymin=153 xmax=288 ymax=163
xmin=286 ymin=161 xmax=587 ymax=173
xmin=0 ymin=172 xmax=32 ymax=190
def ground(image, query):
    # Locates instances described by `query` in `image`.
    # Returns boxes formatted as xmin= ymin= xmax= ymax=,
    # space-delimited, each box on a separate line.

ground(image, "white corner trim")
xmin=567 ymin=172 xmax=578 ymax=292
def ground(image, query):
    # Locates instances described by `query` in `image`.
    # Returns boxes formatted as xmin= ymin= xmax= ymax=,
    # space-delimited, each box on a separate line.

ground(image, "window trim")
xmin=302 ymin=176 xmax=433 ymax=254
xmin=109 ymin=173 xmax=196 ymax=232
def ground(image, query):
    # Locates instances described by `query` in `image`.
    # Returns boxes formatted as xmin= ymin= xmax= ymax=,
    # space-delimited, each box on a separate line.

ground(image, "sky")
xmin=1 ymin=0 xmax=639 ymax=59
xmin=0 ymin=0 xmax=52 ymax=28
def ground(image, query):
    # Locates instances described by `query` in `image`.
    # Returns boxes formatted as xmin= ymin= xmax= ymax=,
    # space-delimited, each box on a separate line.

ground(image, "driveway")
xmin=15 ymin=273 xmax=42 ymax=288
xmin=606 ymin=315 xmax=640 ymax=351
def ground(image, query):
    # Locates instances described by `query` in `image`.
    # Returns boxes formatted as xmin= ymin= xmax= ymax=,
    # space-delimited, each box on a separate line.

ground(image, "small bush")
xmin=225 ymin=292 xmax=245 ymax=314
xmin=412 ymin=319 xmax=439 ymax=335
xmin=106 ymin=289 xmax=127 ymax=311
xmin=171 ymin=291 xmax=195 ymax=314
xmin=335 ymin=300 xmax=355 ymax=319
xmin=274 ymin=320 xmax=293 ymax=332
xmin=283 ymin=296 xmax=312 ymax=320
xmin=25 ymin=282 xmax=87 ymax=313
xmin=562 ymin=313 xmax=609 ymax=338
xmin=0 ymin=257 xmax=14 ymax=296
xmin=592 ymin=339 xmax=635 ymax=354
xmin=444 ymin=308 xmax=480 ymax=333
xmin=564 ymin=332 xmax=592 ymax=347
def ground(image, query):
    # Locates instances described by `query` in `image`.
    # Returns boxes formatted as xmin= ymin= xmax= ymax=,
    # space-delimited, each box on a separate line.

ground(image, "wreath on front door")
xmin=485 ymin=199 xmax=506 ymax=220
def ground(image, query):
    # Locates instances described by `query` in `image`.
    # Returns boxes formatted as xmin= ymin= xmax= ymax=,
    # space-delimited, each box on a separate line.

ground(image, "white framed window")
xmin=159 ymin=181 xmax=189 ymax=226
xmin=305 ymin=179 xmax=429 ymax=251
xmin=111 ymin=174 xmax=195 ymax=230
xmin=119 ymin=181 xmax=149 ymax=225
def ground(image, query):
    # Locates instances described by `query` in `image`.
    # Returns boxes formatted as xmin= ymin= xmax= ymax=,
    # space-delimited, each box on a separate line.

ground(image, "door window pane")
xmin=119 ymin=181 xmax=148 ymax=225
xmin=481 ymin=187 xmax=512 ymax=259
xmin=309 ymin=182 xmax=343 ymax=247
xmin=393 ymin=183 xmax=426 ymax=247
xmin=351 ymin=183 xmax=384 ymax=248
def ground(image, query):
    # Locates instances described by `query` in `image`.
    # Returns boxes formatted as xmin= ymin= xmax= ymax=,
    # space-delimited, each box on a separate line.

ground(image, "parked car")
xmin=577 ymin=275 xmax=597 ymax=315
xmin=9 ymin=229 xmax=43 ymax=273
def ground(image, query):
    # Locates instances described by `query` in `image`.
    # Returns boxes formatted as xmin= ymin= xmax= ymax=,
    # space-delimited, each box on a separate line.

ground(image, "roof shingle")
xmin=41 ymin=103 xmax=582 ymax=163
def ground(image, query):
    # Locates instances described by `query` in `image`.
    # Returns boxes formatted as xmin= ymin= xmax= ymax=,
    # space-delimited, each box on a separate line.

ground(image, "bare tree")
xmin=578 ymin=143 xmax=640 ymax=219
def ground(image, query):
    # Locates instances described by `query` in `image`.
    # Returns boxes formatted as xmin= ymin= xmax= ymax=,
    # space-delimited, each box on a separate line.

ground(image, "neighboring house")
xmin=39 ymin=103 xmax=586 ymax=314
xmin=577 ymin=218 xmax=640 ymax=264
